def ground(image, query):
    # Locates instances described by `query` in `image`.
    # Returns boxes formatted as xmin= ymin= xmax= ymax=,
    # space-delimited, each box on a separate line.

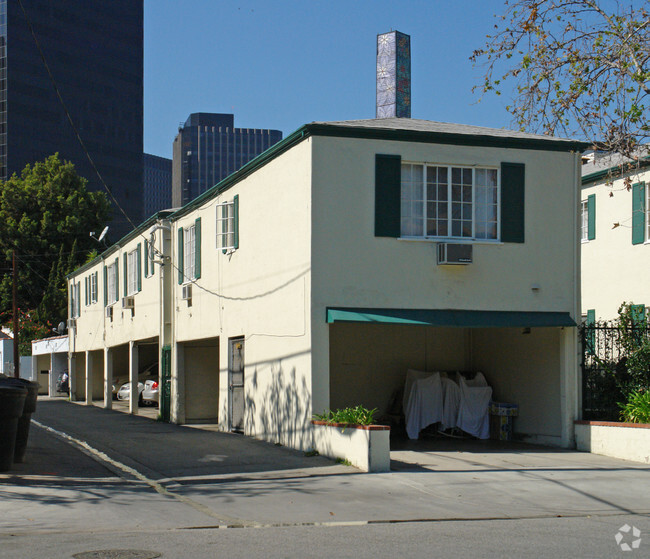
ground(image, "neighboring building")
xmin=172 ymin=113 xmax=282 ymax=207
xmin=32 ymin=335 xmax=69 ymax=395
xmin=2 ymin=0 xmax=144 ymax=238
xmin=0 ymin=330 xmax=13 ymax=374
xmin=144 ymin=153 xmax=173 ymax=217
xmin=581 ymin=152 xmax=650 ymax=321
xmin=68 ymin=117 xmax=587 ymax=451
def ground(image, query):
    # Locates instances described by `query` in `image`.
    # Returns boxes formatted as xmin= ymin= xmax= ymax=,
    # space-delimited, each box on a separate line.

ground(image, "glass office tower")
xmin=143 ymin=153 xmax=172 ymax=217
xmin=172 ymin=113 xmax=282 ymax=207
xmin=1 ymin=0 xmax=143 ymax=238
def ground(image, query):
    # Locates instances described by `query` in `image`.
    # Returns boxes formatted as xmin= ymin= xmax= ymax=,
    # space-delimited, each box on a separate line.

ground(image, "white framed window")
xmin=581 ymin=199 xmax=589 ymax=242
xmin=646 ymin=186 xmax=650 ymax=242
xmin=216 ymin=195 xmax=239 ymax=251
xmin=90 ymin=272 xmax=98 ymax=304
xmin=184 ymin=224 xmax=196 ymax=282
xmin=127 ymin=249 xmax=139 ymax=295
xmin=400 ymin=163 xmax=499 ymax=240
xmin=107 ymin=261 xmax=118 ymax=305
xmin=71 ymin=282 xmax=80 ymax=318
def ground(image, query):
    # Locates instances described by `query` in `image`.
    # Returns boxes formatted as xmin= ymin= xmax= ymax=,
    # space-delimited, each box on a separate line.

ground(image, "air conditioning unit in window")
xmin=437 ymin=243 xmax=473 ymax=265
xmin=122 ymin=296 xmax=135 ymax=309
xmin=67 ymin=318 xmax=76 ymax=329
xmin=106 ymin=306 xmax=113 ymax=319
xmin=182 ymin=284 xmax=192 ymax=300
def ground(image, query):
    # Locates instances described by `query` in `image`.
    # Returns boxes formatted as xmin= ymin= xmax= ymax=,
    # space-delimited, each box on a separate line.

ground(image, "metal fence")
xmin=580 ymin=323 xmax=650 ymax=420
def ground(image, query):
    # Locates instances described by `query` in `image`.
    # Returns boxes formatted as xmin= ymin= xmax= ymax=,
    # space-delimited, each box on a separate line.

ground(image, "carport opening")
xmin=182 ymin=338 xmax=220 ymax=424
xmin=328 ymin=323 xmax=563 ymax=447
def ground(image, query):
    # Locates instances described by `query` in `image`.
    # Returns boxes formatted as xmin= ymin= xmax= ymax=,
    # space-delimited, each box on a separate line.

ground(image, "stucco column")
xmin=48 ymin=355 xmax=56 ymax=397
xmin=104 ymin=347 xmax=113 ymax=410
xmin=560 ymin=326 xmax=579 ymax=448
xmin=129 ymin=341 xmax=139 ymax=414
xmin=171 ymin=342 xmax=184 ymax=424
xmin=68 ymin=354 xmax=76 ymax=401
xmin=85 ymin=351 xmax=93 ymax=406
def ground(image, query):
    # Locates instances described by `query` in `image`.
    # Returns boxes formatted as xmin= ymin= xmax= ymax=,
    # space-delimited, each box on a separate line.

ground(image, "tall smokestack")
xmin=376 ymin=30 xmax=411 ymax=118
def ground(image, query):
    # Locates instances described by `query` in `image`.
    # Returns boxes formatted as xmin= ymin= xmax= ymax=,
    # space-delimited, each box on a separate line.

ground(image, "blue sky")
xmin=144 ymin=0 xmax=513 ymax=159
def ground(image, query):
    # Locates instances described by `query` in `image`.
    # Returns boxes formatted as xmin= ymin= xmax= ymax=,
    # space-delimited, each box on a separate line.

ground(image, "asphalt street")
xmin=0 ymin=398 xmax=648 ymax=558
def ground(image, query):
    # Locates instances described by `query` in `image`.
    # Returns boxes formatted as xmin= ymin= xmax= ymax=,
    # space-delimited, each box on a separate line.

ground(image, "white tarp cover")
xmin=404 ymin=371 xmax=492 ymax=439
xmin=404 ymin=371 xmax=443 ymax=439
xmin=456 ymin=374 xmax=492 ymax=439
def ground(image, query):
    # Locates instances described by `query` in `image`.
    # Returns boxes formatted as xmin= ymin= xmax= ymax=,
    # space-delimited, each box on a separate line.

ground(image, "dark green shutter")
xmin=233 ymin=195 xmax=239 ymax=250
xmin=178 ymin=227 xmax=184 ymax=284
xmin=375 ymin=154 xmax=401 ymax=237
xmin=115 ymin=257 xmax=119 ymax=301
xmin=137 ymin=243 xmax=142 ymax=292
xmin=70 ymin=285 xmax=74 ymax=316
xmin=585 ymin=309 xmax=596 ymax=354
xmin=632 ymin=182 xmax=645 ymax=245
xmin=123 ymin=253 xmax=128 ymax=295
xmin=631 ymin=304 xmax=645 ymax=326
xmin=587 ymin=194 xmax=596 ymax=240
xmin=84 ymin=277 xmax=89 ymax=306
xmin=144 ymin=240 xmax=149 ymax=278
xmin=501 ymin=162 xmax=525 ymax=243
xmin=194 ymin=218 xmax=201 ymax=279
xmin=103 ymin=266 xmax=107 ymax=307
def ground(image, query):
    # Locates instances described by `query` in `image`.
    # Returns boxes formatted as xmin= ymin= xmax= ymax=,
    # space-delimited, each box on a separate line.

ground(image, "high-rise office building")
xmin=172 ymin=113 xmax=282 ymax=207
xmin=1 ymin=0 xmax=143 ymax=238
xmin=376 ymin=30 xmax=411 ymax=118
xmin=143 ymin=153 xmax=172 ymax=216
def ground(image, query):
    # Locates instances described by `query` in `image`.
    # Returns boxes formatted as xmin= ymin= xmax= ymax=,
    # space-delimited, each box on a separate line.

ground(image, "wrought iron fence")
xmin=580 ymin=323 xmax=650 ymax=420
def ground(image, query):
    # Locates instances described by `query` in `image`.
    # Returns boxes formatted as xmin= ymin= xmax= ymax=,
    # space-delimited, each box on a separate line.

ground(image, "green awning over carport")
xmin=326 ymin=307 xmax=576 ymax=328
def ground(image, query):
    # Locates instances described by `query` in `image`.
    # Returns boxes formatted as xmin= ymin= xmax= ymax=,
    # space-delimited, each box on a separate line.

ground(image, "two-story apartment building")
xmin=68 ymin=118 xmax=587 ymax=449
xmin=581 ymin=153 xmax=650 ymax=322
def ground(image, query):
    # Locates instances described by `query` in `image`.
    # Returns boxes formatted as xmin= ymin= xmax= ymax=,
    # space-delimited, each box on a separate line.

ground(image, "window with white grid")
xmin=127 ymin=249 xmax=138 ymax=295
xmin=90 ymin=272 xmax=98 ymax=303
xmin=401 ymin=163 xmax=499 ymax=240
xmin=581 ymin=199 xmax=589 ymax=242
xmin=216 ymin=201 xmax=235 ymax=250
xmin=184 ymin=225 xmax=196 ymax=281
xmin=107 ymin=262 xmax=118 ymax=304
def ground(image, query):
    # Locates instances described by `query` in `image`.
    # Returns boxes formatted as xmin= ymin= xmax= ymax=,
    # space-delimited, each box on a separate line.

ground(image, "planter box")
xmin=311 ymin=420 xmax=390 ymax=472
xmin=575 ymin=420 xmax=650 ymax=464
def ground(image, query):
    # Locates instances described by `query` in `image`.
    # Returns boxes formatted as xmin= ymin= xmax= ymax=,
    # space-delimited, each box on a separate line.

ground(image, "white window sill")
xmin=397 ymin=237 xmax=503 ymax=246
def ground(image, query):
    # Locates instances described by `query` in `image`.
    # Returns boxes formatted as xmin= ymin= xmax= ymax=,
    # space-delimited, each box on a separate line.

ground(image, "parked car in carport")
xmin=113 ymin=362 xmax=159 ymax=405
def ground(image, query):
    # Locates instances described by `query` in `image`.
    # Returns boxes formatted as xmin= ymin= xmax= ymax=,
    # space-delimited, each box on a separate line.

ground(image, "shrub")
xmin=619 ymin=390 xmax=650 ymax=424
xmin=313 ymin=405 xmax=379 ymax=426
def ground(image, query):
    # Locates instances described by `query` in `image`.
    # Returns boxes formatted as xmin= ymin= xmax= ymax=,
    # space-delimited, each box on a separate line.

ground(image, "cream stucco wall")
xmin=471 ymin=327 xmax=563 ymax=442
xmin=172 ymin=140 xmax=313 ymax=447
xmin=329 ymin=323 xmax=471 ymax=414
xmin=581 ymin=167 xmax=650 ymax=320
xmin=69 ymin=228 xmax=164 ymax=353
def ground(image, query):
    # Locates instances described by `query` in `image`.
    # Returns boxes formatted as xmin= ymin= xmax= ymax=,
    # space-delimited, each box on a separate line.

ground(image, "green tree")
xmin=0 ymin=154 xmax=110 ymax=344
xmin=471 ymin=0 xmax=650 ymax=158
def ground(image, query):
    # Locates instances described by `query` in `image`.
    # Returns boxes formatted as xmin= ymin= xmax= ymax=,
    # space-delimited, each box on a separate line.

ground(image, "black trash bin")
xmin=11 ymin=379 xmax=39 ymax=463
xmin=0 ymin=384 xmax=27 ymax=471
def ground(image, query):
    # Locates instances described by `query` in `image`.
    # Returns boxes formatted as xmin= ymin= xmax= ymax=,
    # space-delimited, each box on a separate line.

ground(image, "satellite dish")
xmin=97 ymin=226 xmax=109 ymax=242
xmin=57 ymin=322 xmax=66 ymax=335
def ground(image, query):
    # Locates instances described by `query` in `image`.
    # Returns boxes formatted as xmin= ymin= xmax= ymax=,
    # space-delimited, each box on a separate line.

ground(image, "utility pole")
xmin=12 ymin=250 xmax=19 ymax=379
